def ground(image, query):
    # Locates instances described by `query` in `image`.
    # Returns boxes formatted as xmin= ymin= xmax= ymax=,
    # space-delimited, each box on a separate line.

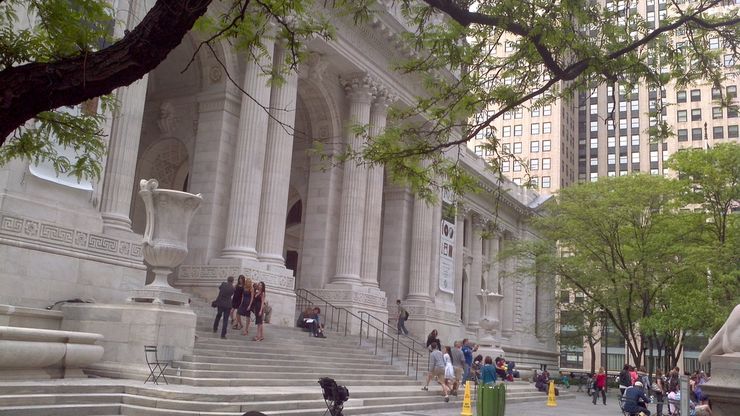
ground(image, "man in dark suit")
xmin=213 ymin=276 xmax=235 ymax=339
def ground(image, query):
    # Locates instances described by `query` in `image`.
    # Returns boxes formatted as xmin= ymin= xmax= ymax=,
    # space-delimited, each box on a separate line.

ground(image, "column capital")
xmin=299 ymin=52 xmax=329 ymax=81
xmin=341 ymin=74 xmax=376 ymax=103
xmin=371 ymin=87 xmax=396 ymax=113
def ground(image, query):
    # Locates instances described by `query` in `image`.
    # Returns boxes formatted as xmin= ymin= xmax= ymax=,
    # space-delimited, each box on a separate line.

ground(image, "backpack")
xmin=403 ymin=309 xmax=409 ymax=319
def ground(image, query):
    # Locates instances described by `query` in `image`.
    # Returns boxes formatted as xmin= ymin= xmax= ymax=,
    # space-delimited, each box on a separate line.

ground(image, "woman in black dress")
xmin=239 ymin=278 xmax=253 ymax=336
xmin=230 ymin=275 xmax=245 ymax=330
xmin=250 ymin=281 xmax=266 ymax=341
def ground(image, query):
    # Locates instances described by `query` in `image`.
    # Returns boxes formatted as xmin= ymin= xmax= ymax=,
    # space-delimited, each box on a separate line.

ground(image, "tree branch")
xmin=0 ymin=0 xmax=214 ymax=140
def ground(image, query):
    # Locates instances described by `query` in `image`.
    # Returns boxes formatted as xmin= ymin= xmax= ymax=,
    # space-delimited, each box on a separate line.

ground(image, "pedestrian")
xmin=250 ymin=281 xmax=266 ymax=341
xmin=592 ymin=366 xmax=607 ymax=405
xmin=653 ymin=368 xmax=666 ymax=416
xmin=443 ymin=346 xmax=454 ymax=402
xmin=622 ymin=381 xmax=651 ymax=416
xmin=480 ymin=356 xmax=496 ymax=385
xmin=396 ymin=299 xmax=409 ymax=335
xmin=213 ymin=276 xmax=235 ymax=339
xmin=461 ymin=338 xmax=473 ymax=383
xmin=619 ymin=364 xmax=632 ymax=395
xmin=239 ymin=278 xmax=253 ymax=336
xmin=577 ymin=373 xmax=585 ymax=392
xmin=230 ymin=275 xmax=245 ymax=330
xmin=421 ymin=342 xmax=450 ymax=401
xmin=450 ymin=341 xmax=465 ymax=394
xmin=426 ymin=329 xmax=440 ymax=351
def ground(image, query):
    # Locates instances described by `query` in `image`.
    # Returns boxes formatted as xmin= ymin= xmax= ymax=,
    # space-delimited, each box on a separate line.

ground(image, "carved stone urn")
xmin=131 ymin=179 xmax=202 ymax=306
xmin=477 ymin=290 xmax=505 ymax=357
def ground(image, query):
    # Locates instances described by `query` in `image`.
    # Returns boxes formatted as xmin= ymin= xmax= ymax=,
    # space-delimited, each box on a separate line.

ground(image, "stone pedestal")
xmin=178 ymin=264 xmax=296 ymax=327
xmin=700 ymin=353 xmax=740 ymax=416
xmin=60 ymin=302 xmax=196 ymax=379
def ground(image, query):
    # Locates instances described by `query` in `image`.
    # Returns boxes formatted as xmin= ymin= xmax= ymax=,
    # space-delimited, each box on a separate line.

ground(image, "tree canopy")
xmin=0 ymin=0 xmax=738 ymax=186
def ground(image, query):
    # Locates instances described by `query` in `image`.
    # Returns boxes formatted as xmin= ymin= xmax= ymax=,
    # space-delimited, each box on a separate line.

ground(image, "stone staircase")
xmin=0 ymin=297 xmax=574 ymax=415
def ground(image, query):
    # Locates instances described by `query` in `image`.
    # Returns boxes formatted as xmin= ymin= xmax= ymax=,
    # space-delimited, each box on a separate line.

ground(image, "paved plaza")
xmin=366 ymin=390 xmax=633 ymax=416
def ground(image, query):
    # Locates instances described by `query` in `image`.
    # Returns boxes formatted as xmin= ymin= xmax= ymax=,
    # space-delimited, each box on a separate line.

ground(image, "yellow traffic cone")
xmin=461 ymin=380 xmax=473 ymax=416
xmin=546 ymin=380 xmax=557 ymax=407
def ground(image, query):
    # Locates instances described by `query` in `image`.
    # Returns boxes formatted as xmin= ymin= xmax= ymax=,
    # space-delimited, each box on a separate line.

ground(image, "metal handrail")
xmin=358 ymin=310 xmax=427 ymax=353
xmin=295 ymin=288 xmax=427 ymax=380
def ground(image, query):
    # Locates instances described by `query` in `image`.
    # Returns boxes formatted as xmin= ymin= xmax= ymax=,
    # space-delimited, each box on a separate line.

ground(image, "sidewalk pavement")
xmin=366 ymin=389 xmax=649 ymax=415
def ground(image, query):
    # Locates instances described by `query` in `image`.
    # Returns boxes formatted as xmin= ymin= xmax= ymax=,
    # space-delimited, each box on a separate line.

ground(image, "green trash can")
xmin=477 ymin=383 xmax=506 ymax=416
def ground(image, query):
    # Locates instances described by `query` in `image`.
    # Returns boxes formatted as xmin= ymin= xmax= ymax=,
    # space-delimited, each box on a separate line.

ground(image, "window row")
xmin=502 ymin=123 xmax=552 ymax=137
xmin=501 ymin=158 xmax=552 ymax=172
xmin=677 ymin=86 xmax=737 ymax=103
xmin=503 ymin=105 xmax=553 ymax=120
xmin=502 ymin=140 xmax=552 ymax=154
xmin=678 ymin=125 xmax=739 ymax=141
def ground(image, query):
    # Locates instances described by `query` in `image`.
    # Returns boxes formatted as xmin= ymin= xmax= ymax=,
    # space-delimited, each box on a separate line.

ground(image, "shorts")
xmin=454 ymin=367 xmax=463 ymax=382
xmin=254 ymin=312 xmax=263 ymax=325
xmin=432 ymin=367 xmax=445 ymax=381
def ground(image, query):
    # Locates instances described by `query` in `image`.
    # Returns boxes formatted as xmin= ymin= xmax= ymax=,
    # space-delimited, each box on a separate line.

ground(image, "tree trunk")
xmin=0 ymin=0 xmax=214 ymax=140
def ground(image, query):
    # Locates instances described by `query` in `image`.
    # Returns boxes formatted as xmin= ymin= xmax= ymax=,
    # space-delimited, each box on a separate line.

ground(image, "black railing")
xmin=295 ymin=288 xmax=427 ymax=380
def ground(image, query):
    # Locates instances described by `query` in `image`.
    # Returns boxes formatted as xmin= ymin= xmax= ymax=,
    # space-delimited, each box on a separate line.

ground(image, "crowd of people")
xmin=212 ymin=275 xmax=271 ymax=340
xmin=419 ymin=330 xmax=517 ymax=402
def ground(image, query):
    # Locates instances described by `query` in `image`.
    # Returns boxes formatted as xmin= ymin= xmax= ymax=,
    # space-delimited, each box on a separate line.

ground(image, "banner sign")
xmin=439 ymin=190 xmax=456 ymax=294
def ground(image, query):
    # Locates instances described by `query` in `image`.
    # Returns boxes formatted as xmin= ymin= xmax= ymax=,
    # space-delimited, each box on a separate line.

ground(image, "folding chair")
xmin=144 ymin=345 xmax=170 ymax=384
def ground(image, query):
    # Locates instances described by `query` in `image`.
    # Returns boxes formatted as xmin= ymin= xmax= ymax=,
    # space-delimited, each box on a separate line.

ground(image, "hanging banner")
xmin=439 ymin=189 xmax=455 ymax=294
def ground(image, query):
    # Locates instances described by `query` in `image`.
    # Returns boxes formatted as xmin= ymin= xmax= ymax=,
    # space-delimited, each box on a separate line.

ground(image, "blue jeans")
xmin=463 ymin=363 xmax=471 ymax=382
xmin=213 ymin=306 xmax=229 ymax=337
xmin=397 ymin=316 xmax=409 ymax=335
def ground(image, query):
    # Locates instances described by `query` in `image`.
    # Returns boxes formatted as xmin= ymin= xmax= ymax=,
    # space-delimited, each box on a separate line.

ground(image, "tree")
xmin=559 ymin=296 xmax=602 ymax=374
xmin=519 ymin=174 xmax=715 ymax=368
xmin=1 ymin=0 xmax=738 ymax=186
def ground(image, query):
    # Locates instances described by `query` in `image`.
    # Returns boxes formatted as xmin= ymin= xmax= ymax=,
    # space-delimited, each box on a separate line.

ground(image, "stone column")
xmin=256 ymin=42 xmax=299 ymax=266
xmin=360 ymin=90 xmax=390 ymax=288
xmin=221 ymin=40 xmax=275 ymax=259
xmin=489 ymin=235 xmax=501 ymax=293
xmin=332 ymin=76 xmax=374 ymax=285
xmin=99 ymin=0 xmax=149 ymax=234
xmin=406 ymin=195 xmax=434 ymax=301
xmin=469 ymin=216 xmax=483 ymax=326
xmin=501 ymin=234 xmax=515 ymax=337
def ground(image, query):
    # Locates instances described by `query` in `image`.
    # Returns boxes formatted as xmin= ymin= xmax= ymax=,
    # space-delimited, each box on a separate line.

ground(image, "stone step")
xmin=194 ymin=340 xmax=382 ymax=357
xmin=0 ymin=384 xmax=125 ymax=396
xmin=0 ymin=403 xmax=121 ymax=416
xmin=179 ymin=355 xmax=393 ymax=370
xmin=0 ymin=393 xmax=122 ymax=407
xmin=191 ymin=348 xmax=390 ymax=365
xmin=165 ymin=375 xmax=423 ymax=387
xmin=171 ymin=361 xmax=406 ymax=376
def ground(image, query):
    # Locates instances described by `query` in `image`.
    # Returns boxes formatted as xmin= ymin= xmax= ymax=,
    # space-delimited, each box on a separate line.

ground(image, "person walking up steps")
xmin=230 ymin=275 xmax=245 ymax=330
xmin=250 ymin=281 xmax=266 ymax=341
xmin=396 ymin=299 xmax=409 ymax=335
xmin=213 ymin=276 xmax=234 ymax=339
xmin=422 ymin=342 xmax=449 ymax=400
xmin=239 ymin=278 xmax=253 ymax=336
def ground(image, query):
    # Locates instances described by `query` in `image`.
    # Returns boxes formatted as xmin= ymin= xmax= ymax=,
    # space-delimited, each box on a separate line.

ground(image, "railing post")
xmin=344 ymin=312 xmax=348 ymax=336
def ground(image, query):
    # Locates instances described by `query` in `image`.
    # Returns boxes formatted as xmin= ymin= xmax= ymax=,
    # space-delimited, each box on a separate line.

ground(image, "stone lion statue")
xmin=699 ymin=303 xmax=740 ymax=363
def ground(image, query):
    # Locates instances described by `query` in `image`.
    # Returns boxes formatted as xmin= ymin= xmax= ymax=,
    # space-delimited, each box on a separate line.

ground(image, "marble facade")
xmin=0 ymin=1 xmax=558 ymax=376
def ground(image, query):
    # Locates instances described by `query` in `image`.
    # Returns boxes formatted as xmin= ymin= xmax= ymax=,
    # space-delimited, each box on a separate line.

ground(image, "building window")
xmin=590 ymin=104 xmax=598 ymax=115
xmin=543 ymin=105 xmax=552 ymax=116
xmin=712 ymin=88 xmax=722 ymax=100
xmin=590 ymin=138 xmax=598 ymax=149
xmin=677 ymin=110 xmax=687 ymax=122
xmin=691 ymin=109 xmax=701 ymax=121
xmin=502 ymin=160 xmax=511 ymax=172
xmin=542 ymin=140 xmax=551 ymax=152
xmin=531 ymin=123 xmax=540 ymax=135
xmin=678 ymin=129 xmax=688 ymax=141
xmin=474 ymin=145 xmax=484 ymax=156
xmin=505 ymin=41 xmax=514 ymax=52
xmin=713 ymin=126 xmax=724 ymax=139
xmin=513 ymin=142 xmax=522 ymax=154
xmin=729 ymin=106 xmax=739 ymax=118
xmin=543 ymin=122 xmax=552 ymax=134
xmin=514 ymin=125 xmax=523 ymax=136
xmin=725 ymin=54 xmax=735 ymax=67
xmin=514 ymin=108 xmax=523 ymax=119
xmin=503 ymin=111 xmax=512 ymax=120
xmin=650 ymin=151 xmax=659 ymax=162
xmin=513 ymin=160 xmax=522 ymax=172
xmin=542 ymin=158 xmax=551 ymax=170
xmin=608 ymin=154 xmax=616 ymax=164
xmin=631 ymin=118 xmax=639 ymax=129
xmin=677 ymin=90 xmax=687 ymax=103
xmin=709 ymin=38 xmax=720 ymax=49
xmin=620 ymin=136 xmax=628 ymax=147
xmin=690 ymin=89 xmax=701 ymax=102
xmin=530 ymin=159 xmax=539 ymax=171
xmin=632 ymin=152 xmax=640 ymax=163
xmin=728 ymin=86 xmax=738 ymax=99
xmin=590 ymin=157 xmax=598 ymax=166
xmin=590 ymin=121 xmax=598 ymax=132
xmin=631 ymin=135 xmax=640 ymax=146
xmin=531 ymin=141 xmax=540 ymax=152
xmin=620 ymin=155 xmax=628 ymax=164
xmin=729 ymin=125 xmax=739 ymax=139
xmin=531 ymin=107 xmax=540 ymax=117
xmin=542 ymin=176 xmax=551 ymax=188
xmin=503 ymin=126 xmax=511 ymax=137
xmin=608 ymin=136 xmax=616 ymax=147
xmin=590 ymin=172 xmax=598 ymax=182
xmin=713 ymin=107 xmax=723 ymax=119
xmin=502 ymin=143 xmax=511 ymax=153
xmin=692 ymin=127 xmax=703 ymax=140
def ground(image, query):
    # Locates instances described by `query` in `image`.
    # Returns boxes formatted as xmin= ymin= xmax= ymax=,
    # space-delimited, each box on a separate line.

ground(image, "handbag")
xmin=211 ymin=300 xmax=217 ymax=308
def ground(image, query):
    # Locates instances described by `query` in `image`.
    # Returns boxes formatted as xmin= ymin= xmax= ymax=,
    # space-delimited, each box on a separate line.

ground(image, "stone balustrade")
xmin=0 ymin=325 xmax=104 ymax=379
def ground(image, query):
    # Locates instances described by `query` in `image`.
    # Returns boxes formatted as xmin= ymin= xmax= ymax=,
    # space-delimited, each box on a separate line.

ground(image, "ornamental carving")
xmin=0 ymin=213 xmax=143 ymax=263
